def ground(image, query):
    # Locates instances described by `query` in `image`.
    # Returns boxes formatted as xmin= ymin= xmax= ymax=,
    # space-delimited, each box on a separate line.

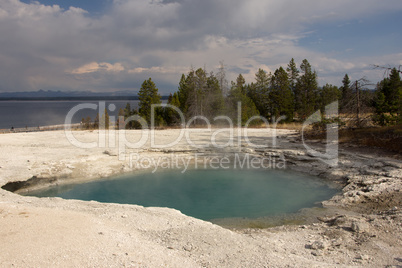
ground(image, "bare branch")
xmin=355 ymin=77 xmax=374 ymax=87
xmin=371 ymin=64 xmax=402 ymax=77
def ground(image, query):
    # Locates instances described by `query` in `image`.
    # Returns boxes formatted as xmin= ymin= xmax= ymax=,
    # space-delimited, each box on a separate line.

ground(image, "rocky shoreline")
xmin=0 ymin=129 xmax=401 ymax=267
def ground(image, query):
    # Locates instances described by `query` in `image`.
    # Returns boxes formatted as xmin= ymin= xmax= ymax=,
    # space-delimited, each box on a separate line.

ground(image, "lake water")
xmin=24 ymin=169 xmax=339 ymax=221
xmin=0 ymin=100 xmax=139 ymax=129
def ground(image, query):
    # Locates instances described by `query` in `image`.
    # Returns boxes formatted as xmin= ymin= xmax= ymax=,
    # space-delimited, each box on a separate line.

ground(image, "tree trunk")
xmin=356 ymin=81 xmax=361 ymax=127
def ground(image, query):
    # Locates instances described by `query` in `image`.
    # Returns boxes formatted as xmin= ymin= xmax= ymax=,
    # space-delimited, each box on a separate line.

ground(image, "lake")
xmin=0 ymin=100 xmax=139 ymax=129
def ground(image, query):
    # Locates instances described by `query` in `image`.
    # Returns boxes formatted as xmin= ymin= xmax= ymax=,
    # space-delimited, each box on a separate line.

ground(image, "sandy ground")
xmin=0 ymin=128 xmax=401 ymax=267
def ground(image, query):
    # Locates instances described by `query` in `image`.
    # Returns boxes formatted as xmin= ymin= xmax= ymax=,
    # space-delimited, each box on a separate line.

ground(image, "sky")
xmin=1 ymin=0 xmax=401 ymax=95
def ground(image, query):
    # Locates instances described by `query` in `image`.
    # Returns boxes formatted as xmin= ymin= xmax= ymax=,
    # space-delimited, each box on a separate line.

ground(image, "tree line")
xmin=82 ymin=59 xmax=402 ymax=129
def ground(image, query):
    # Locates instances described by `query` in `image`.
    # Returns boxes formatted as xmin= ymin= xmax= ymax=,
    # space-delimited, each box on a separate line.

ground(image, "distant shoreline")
xmin=0 ymin=124 xmax=82 ymax=134
xmin=0 ymin=96 xmax=169 ymax=101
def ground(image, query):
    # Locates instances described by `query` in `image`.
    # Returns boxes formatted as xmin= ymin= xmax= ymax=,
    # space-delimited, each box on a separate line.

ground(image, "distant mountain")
xmin=0 ymin=89 xmax=139 ymax=99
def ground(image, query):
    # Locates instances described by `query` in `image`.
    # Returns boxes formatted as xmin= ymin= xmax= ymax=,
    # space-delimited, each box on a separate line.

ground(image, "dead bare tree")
xmin=342 ymin=77 xmax=374 ymax=127
xmin=372 ymin=64 xmax=402 ymax=77
xmin=216 ymin=61 xmax=229 ymax=97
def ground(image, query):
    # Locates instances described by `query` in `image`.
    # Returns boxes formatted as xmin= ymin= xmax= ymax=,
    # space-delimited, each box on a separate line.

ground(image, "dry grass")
xmin=274 ymin=122 xmax=306 ymax=131
xmin=339 ymin=125 xmax=402 ymax=154
xmin=306 ymin=124 xmax=402 ymax=155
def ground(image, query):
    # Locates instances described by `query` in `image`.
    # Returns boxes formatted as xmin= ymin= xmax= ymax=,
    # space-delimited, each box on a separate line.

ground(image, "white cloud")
xmin=71 ymin=62 xmax=125 ymax=74
xmin=128 ymin=66 xmax=187 ymax=74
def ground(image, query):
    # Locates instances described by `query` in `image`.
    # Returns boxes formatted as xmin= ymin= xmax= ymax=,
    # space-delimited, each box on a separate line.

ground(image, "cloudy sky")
xmin=1 ymin=0 xmax=401 ymax=95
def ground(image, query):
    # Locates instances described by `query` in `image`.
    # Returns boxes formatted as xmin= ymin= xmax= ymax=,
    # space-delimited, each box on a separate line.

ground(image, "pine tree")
xmin=186 ymin=68 xmax=207 ymax=121
xmin=117 ymin=108 xmax=125 ymax=129
xmin=227 ymin=74 xmax=259 ymax=125
xmin=340 ymin=74 xmax=352 ymax=113
xmin=320 ymin=84 xmax=340 ymax=114
xmin=171 ymin=92 xmax=180 ymax=107
xmin=138 ymin=78 xmax=162 ymax=125
xmin=206 ymin=72 xmax=225 ymax=119
xmin=81 ymin=116 xmax=92 ymax=129
xmin=165 ymin=92 xmax=181 ymax=125
xmin=384 ymin=68 xmax=401 ymax=115
xmin=100 ymin=108 xmax=110 ymax=129
xmin=122 ymin=103 xmax=134 ymax=129
xmin=248 ymin=68 xmax=270 ymax=118
xmin=270 ymin=67 xmax=294 ymax=121
xmin=180 ymin=67 xmax=226 ymax=122
xmin=287 ymin=58 xmax=299 ymax=95
xmin=236 ymin=74 xmax=246 ymax=94
xmin=177 ymin=74 xmax=189 ymax=114
xmin=295 ymin=59 xmax=318 ymax=120
xmin=373 ymin=68 xmax=402 ymax=125
xmin=374 ymin=91 xmax=388 ymax=126
xmin=122 ymin=102 xmax=142 ymax=129
xmin=94 ymin=113 xmax=99 ymax=129
xmin=124 ymin=103 xmax=132 ymax=119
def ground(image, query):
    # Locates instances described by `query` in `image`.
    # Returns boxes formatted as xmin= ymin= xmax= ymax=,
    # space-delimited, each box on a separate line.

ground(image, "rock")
xmin=317 ymin=215 xmax=339 ymax=224
xmin=333 ymin=216 xmax=348 ymax=227
xmin=308 ymin=240 xmax=328 ymax=250
xmin=372 ymin=162 xmax=385 ymax=168
xmin=103 ymin=150 xmax=117 ymax=156
xmin=311 ymin=251 xmax=324 ymax=256
xmin=382 ymin=161 xmax=401 ymax=169
xmin=361 ymin=169 xmax=381 ymax=176
xmin=356 ymin=254 xmax=370 ymax=260
xmin=351 ymin=220 xmax=370 ymax=233
xmin=183 ymin=243 xmax=194 ymax=252
xmin=243 ymin=148 xmax=254 ymax=154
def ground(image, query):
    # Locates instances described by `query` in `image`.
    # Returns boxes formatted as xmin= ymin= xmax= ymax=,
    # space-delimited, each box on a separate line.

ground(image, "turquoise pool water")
xmin=24 ymin=169 xmax=338 ymax=221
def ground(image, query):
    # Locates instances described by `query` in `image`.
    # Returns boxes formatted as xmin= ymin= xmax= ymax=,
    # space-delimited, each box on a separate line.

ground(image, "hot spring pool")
xmin=24 ymin=169 xmax=339 ymax=221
